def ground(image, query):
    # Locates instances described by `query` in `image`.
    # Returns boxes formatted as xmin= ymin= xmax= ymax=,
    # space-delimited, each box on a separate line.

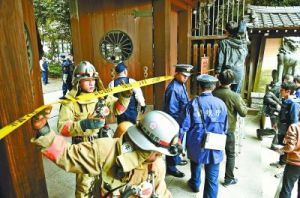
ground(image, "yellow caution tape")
xmin=0 ymin=76 xmax=173 ymax=140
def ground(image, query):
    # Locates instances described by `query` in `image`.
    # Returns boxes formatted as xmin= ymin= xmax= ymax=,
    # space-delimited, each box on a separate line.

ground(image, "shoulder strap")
xmin=196 ymin=98 xmax=207 ymax=132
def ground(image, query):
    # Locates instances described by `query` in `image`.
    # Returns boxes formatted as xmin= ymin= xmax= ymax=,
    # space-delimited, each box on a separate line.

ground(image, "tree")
xmin=33 ymin=0 xmax=72 ymax=60
xmin=250 ymin=0 xmax=300 ymax=6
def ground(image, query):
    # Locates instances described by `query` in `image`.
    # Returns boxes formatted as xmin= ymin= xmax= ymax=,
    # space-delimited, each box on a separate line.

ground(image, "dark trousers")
xmin=280 ymin=164 xmax=300 ymax=198
xmin=116 ymin=112 xmax=137 ymax=125
xmin=278 ymin=134 xmax=287 ymax=165
xmin=190 ymin=161 xmax=220 ymax=198
xmin=42 ymin=70 xmax=48 ymax=84
xmin=62 ymin=82 xmax=72 ymax=96
xmin=225 ymin=132 xmax=235 ymax=181
xmin=62 ymin=82 xmax=68 ymax=96
xmin=166 ymin=154 xmax=182 ymax=172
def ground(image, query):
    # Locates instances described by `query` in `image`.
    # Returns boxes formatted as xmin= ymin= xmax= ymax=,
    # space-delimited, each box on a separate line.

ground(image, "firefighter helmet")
xmin=114 ymin=121 xmax=133 ymax=138
xmin=72 ymin=61 xmax=99 ymax=86
xmin=127 ymin=111 xmax=181 ymax=156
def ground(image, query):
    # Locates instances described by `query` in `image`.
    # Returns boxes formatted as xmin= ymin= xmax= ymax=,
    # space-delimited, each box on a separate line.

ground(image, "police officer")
xmin=180 ymin=74 xmax=228 ymax=197
xmin=60 ymin=55 xmax=73 ymax=99
xmin=32 ymin=110 xmax=181 ymax=198
xmin=40 ymin=57 xmax=48 ymax=85
xmin=108 ymin=62 xmax=146 ymax=124
xmin=57 ymin=61 xmax=131 ymax=197
xmin=164 ymin=64 xmax=193 ymax=178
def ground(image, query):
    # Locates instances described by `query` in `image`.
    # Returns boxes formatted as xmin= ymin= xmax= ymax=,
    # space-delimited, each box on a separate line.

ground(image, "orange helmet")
xmin=113 ymin=121 xmax=133 ymax=138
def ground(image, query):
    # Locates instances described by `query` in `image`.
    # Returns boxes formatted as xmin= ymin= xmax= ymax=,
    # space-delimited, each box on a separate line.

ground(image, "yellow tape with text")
xmin=0 ymin=76 xmax=173 ymax=140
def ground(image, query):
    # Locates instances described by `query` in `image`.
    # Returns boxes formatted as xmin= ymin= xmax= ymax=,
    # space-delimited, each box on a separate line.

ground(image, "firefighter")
xmin=32 ymin=110 xmax=181 ymax=197
xmin=57 ymin=61 xmax=131 ymax=197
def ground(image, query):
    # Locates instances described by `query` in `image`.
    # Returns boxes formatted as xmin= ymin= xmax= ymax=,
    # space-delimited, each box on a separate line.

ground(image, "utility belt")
xmin=72 ymin=135 xmax=98 ymax=144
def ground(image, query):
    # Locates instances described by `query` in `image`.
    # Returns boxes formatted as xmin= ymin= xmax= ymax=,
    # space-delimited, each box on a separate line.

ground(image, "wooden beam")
xmin=190 ymin=35 xmax=228 ymax=40
xmin=153 ymin=0 xmax=171 ymax=110
xmin=0 ymin=0 xmax=48 ymax=197
xmin=178 ymin=4 xmax=192 ymax=96
xmin=178 ymin=6 xmax=192 ymax=64
xmin=171 ymin=0 xmax=189 ymax=11
xmin=253 ymin=36 xmax=266 ymax=92
xmin=246 ymin=36 xmax=262 ymax=101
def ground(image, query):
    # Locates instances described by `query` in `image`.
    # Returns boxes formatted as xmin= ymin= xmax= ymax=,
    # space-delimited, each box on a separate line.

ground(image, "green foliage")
xmin=33 ymin=0 xmax=72 ymax=59
xmin=48 ymin=62 xmax=61 ymax=78
xmin=250 ymin=0 xmax=300 ymax=6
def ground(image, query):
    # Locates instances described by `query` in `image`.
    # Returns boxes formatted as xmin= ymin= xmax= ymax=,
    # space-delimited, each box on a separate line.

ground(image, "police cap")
xmin=175 ymin=64 xmax=193 ymax=77
xmin=115 ymin=62 xmax=127 ymax=73
xmin=196 ymin=74 xmax=218 ymax=83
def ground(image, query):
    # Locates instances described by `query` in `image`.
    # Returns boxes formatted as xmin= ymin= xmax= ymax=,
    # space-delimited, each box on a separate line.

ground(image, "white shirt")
xmin=108 ymin=74 xmax=146 ymax=107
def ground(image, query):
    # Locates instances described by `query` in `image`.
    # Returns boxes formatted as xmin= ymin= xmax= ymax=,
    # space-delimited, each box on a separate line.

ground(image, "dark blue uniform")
xmin=113 ymin=77 xmax=138 ymax=124
xmin=42 ymin=60 xmax=48 ymax=84
xmin=61 ymin=59 xmax=73 ymax=96
xmin=164 ymin=79 xmax=189 ymax=172
xmin=180 ymin=92 xmax=227 ymax=198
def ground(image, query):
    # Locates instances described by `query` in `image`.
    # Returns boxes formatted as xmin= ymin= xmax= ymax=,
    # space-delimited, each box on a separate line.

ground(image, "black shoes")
xmin=274 ymin=172 xmax=283 ymax=178
xmin=188 ymin=180 xmax=199 ymax=192
xmin=178 ymin=160 xmax=188 ymax=166
xmin=167 ymin=170 xmax=185 ymax=178
xmin=270 ymin=162 xmax=285 ymax=168
xmin=59 ymin=96 xmax=66 ymax=99
xmin=223 ymin=178 xmax=238 ymax=187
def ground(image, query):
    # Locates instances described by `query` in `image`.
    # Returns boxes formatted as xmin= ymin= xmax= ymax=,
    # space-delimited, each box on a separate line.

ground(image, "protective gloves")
xmin=80 ymin=118 xmax=105 ymax=131
xmin=140 ymin=106 xmax=146 ymax=114
xmin=32 ymin=106 xmax=52 ymax=137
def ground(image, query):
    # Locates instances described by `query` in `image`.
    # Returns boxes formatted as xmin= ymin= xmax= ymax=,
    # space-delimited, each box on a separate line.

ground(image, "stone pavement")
xmin=41 ymin=78 xmax=296 ymax=198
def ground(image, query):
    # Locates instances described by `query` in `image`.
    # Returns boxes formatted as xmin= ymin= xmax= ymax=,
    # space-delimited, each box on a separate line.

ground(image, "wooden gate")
xmin=190 ymin=39 xmax=221 ymax=95
xmin=190 ymin=0 xmax=246 ymax=96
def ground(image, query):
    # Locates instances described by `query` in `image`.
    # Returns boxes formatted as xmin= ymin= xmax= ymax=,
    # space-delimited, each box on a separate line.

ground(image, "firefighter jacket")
xmin=58 ymin=88 xmax=130 ymax=141
xmin=31 ymin=131 xmax=172 ymax=198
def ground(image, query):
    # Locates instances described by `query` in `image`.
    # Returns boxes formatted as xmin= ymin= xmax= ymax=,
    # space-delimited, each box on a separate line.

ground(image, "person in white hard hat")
xmin=32 ymin=109 xmax=182 ymax=197
xmin=57 ymin=61 xmax=131 ymax=197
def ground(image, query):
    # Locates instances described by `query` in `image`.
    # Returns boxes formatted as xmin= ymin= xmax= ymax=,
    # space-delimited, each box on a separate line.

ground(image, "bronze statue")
xmin=277 ymin=37 xmax=300 ymax=82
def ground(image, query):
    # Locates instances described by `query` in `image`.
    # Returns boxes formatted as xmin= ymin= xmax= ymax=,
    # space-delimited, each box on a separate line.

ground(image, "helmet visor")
xmin=127 ymin=124 xmax=179 ymax=156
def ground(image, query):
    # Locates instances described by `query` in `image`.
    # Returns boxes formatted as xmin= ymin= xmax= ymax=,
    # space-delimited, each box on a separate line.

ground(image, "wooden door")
xmin=0 ymin=0 xmax=48 ymax=197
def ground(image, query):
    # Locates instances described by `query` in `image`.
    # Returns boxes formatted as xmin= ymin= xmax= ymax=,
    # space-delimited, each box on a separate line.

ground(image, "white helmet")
xmin=72 ymin=61 xmax=99 ymax=86
xmin=127 ymin=111 xmax=181 ymax=156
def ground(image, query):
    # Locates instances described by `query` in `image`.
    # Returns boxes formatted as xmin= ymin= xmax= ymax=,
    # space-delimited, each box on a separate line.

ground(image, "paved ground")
xmin=41 ymin=78 xmax=296 ymax=198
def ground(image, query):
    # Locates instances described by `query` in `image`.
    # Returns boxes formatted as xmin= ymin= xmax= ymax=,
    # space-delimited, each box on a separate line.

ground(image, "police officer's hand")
xmin=214 ymin=72 xmax=219 ymax=79
xmin=120 ymin=80 xmax=133 ymax=98
xmin=272 ymin=123 xmax=278 ymax=131
xmin=140 ymin=106 xmax=146 ymax=114
xmin=62 ymin=74 xmax=68 ymax=83
xmin=32 ymin=106 xmax=52 ymax=137
xmin=80 ymin=114 xmax=105 ymax=131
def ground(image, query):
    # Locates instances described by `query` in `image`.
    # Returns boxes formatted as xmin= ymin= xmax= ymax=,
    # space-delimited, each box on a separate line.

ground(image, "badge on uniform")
xmin=121 ymin=142 xmax=134 ymax=153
